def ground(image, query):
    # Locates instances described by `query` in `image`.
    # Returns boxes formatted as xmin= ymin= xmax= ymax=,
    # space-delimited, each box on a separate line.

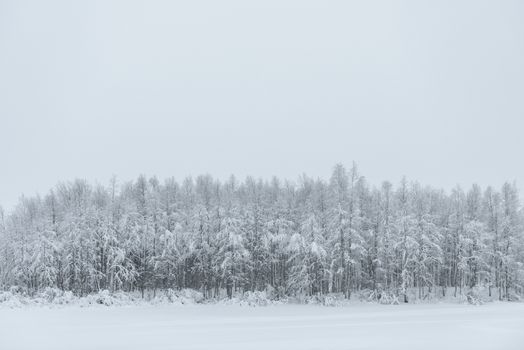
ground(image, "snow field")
xmin=1 ymin=303 xmax=523 ymax=350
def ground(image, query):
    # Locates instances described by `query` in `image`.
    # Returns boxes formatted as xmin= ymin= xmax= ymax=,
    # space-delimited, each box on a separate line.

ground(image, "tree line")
xmin=0 ymin=164 xmax=523 ymax=301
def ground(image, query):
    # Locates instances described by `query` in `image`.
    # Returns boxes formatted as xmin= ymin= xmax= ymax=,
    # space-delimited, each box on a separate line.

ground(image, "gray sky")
xmin=1 ymin=0 xmax=523 ymax=211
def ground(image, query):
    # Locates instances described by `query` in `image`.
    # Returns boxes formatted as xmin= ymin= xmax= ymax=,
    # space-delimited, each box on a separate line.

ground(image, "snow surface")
xmin=1 ymin=303 xmax=523 ymax=350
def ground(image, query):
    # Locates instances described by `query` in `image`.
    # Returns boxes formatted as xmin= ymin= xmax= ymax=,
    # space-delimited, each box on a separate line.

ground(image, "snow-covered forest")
xmin=1 ymin=164 xmax=523 ymax=302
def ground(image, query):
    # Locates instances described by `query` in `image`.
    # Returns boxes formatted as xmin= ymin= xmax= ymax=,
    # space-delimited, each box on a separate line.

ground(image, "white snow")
xmin=1 ymin=303 xmax=523 ymax=350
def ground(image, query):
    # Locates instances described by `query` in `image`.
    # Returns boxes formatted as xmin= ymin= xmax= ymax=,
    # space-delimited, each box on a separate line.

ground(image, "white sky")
xmin=1 ymin=0 xmax=523 ymax=211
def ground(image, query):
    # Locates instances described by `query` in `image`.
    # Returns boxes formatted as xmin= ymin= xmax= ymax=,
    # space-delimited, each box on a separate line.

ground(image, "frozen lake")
xmin=1 ymin=303 xmax=523 ymax=350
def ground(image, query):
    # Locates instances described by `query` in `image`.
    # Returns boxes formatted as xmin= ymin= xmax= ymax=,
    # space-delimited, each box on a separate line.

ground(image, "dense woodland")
xmin=1 ymin=164 xmax=523 ymax=301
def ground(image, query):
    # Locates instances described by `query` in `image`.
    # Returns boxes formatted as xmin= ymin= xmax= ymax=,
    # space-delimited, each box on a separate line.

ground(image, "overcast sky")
xmin=1 ymin=0 xmax=523 ymax=211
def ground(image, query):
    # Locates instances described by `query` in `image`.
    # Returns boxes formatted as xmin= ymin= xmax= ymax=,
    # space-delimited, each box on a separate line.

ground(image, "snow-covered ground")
xmin=1 ymin=303 xmax=523 ymax=350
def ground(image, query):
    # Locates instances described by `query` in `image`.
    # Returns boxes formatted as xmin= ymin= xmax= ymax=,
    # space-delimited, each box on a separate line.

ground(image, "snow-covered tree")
xmin=0 ymin=164 xmax=523 ymax=302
